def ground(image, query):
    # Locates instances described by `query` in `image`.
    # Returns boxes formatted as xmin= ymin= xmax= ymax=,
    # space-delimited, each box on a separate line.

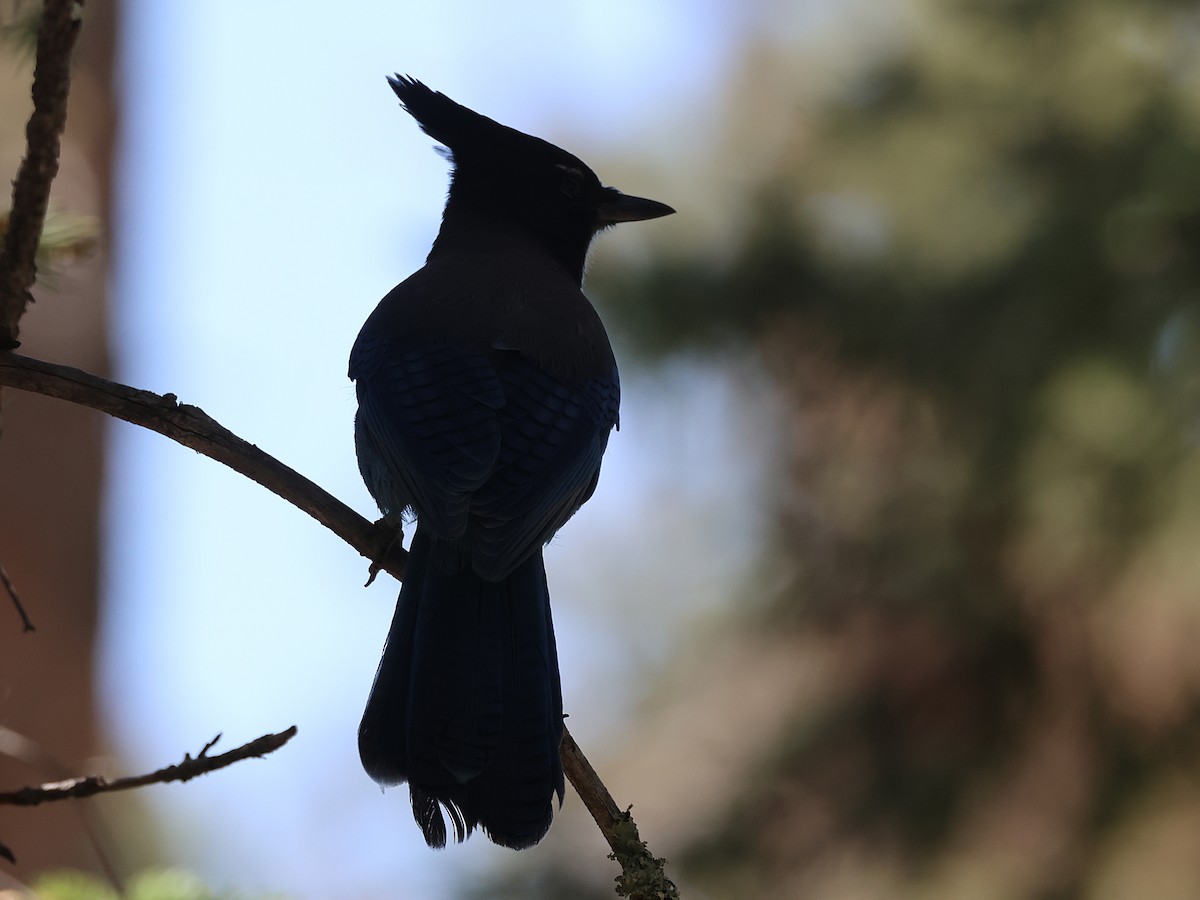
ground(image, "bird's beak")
xmin=596 ymin=188 xmax=676 ymax=225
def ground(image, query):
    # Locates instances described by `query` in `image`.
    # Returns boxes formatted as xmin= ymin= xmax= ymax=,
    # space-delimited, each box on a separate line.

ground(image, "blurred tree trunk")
xmin=0 ymin=0 xmax=117 ymax=877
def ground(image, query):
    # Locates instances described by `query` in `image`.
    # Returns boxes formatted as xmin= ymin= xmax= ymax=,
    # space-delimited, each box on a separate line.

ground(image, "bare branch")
xmin=0 ymin=351 xmax=408 ymax=578
xmin=0 ymin=727 xmax=297 ymax=807
xmin=0 ymin=0 xmax=85 ymax=350
xmin=0 ymin=558 xmax=35 ymax=632
xmin=561 ymin=729 xmax=680 ymax=900
xmin=0 ymin=725 xmax=132 ymax=881
xmin=560 ymin=725 xmax=623 ymax=829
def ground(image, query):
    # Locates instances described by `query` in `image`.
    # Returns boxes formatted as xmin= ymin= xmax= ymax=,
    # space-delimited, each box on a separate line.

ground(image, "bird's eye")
xmin=559 ymin=170 xmax=584 ymax=199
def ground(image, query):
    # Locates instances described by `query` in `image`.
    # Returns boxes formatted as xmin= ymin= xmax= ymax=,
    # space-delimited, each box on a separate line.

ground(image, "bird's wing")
xmin=467 ymin=353 xmax=619 ymax=579
xmin=353 ymin=340 xmax=505 ymax=539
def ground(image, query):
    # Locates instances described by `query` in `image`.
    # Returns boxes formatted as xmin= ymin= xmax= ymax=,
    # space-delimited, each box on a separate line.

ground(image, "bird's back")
xmin=351 ymin=239 xmax=620 ymax=579
xmin=351 ymin=235 xmax=617 ymax=385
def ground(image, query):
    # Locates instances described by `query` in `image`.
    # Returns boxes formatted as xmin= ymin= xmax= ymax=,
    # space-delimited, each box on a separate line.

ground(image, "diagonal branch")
xmin=0 ymin=351 xmax=407 ymax=577
xmin=0 ymin=350 xmax=674 ymax=895
xmin=0 ymin=727 xmax=297 ymax=807
xmin=0 ymin=0 xmax=85 ymax=350
xmin=562 ymin=729 xmax=680 ymax=899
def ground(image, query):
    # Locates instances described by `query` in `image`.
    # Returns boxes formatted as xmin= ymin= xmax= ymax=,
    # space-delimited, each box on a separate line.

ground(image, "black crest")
xmin=387 ymin=75 xmax=582 ymax=172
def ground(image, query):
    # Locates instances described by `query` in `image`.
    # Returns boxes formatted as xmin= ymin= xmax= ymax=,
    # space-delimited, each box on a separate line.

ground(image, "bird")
xmin=350 ymin=75 xmax=674 ymax=850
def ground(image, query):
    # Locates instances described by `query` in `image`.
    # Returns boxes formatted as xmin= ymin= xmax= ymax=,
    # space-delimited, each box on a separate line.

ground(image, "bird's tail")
xmin=358 ymin=529 xmax=565 ymax=850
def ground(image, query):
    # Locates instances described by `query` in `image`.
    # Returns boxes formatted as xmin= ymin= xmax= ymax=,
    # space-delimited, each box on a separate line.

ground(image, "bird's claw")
xmin=364 ymin=518 xmax=404 ymax=587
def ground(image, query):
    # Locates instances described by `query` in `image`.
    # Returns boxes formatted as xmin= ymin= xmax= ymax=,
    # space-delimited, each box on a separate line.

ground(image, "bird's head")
xmin=388 ymin=75 xmax=674 ymax=281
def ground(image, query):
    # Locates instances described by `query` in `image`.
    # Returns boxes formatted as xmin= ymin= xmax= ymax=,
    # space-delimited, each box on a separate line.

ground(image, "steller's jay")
xmin=350 ymin=76 xmax=674 ymax=850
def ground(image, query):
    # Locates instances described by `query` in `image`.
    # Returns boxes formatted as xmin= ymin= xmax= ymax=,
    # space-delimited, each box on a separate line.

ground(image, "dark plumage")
xmin=351 ymin=75 xmax=673 ymax=850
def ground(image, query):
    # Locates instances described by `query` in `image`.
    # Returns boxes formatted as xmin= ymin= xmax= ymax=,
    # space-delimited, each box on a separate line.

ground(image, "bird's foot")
xmin=364 ymin=518 xmax=405 ymax=587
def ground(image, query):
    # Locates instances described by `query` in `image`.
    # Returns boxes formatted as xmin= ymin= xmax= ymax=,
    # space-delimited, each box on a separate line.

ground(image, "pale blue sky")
xmin=101 ymin=3 xmax=774 ymax=896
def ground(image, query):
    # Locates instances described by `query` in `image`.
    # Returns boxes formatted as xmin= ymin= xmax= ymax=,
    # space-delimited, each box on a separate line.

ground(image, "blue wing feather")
xmin=353 ymin=339 xmax=618 ymax=577
xmin=353 ymin=341 xmax=505 ymax=538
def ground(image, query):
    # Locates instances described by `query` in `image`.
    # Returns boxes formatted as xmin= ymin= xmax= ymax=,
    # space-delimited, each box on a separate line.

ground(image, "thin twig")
xmin=0 ymin=558 xmax=35 ymax=632
xmin=0 ymin=0 xmax=85 ymax=350
xmin=0 ymin=727 xmax=297 ymax=807
xmin=0 ymin=724 xmax=132 ymax=885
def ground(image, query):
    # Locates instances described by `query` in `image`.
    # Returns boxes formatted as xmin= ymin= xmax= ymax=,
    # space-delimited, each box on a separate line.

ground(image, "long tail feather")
xmin=359 ymin=530 xmax=565 ymax=850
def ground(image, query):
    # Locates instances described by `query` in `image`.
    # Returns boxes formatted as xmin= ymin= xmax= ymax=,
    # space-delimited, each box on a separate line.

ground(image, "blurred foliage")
xmin=0 ymin=209 xmax=101 ymax=292
xmin=583 ymin=0 xmax=1200 ymax=897
xmin=0 ymin=209 xmax=103 ymax=269
xmin=0 ymin=0 xmax=40 ymax=61
xmin=33 ymin=868 xmax=286 ymax=900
